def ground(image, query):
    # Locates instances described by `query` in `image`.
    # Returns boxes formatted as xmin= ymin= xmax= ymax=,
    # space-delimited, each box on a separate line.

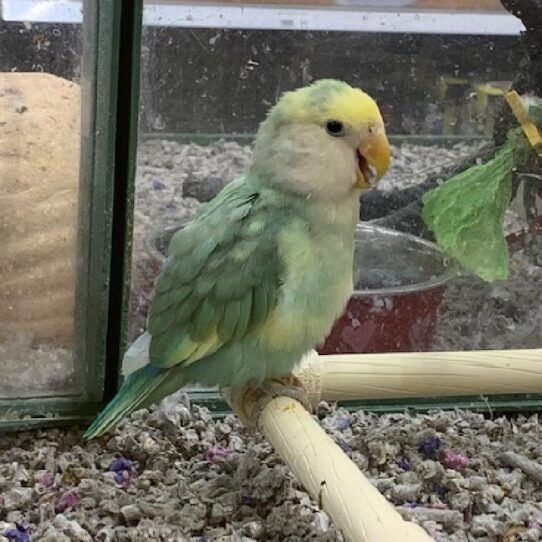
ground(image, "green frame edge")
xmin=0 ymin=0 xmax=125 ymax=428
xmin=189 ymin=391 xmax=542 ymax=419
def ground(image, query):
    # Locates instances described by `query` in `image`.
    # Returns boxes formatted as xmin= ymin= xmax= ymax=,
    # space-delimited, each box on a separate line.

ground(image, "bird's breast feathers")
xmin=259 ymin=213 xmax=355 ymax=351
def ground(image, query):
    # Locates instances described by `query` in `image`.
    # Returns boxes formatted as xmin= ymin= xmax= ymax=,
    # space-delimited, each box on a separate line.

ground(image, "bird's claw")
xmin=260 ymin=375 xmax=313 ymax=412
xmin=221 ymin=374 xmax=313 ymax=429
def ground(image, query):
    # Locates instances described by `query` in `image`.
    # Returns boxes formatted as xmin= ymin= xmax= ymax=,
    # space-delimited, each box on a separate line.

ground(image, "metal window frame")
xmin=0 ymin=0 xmax=142 ymax=430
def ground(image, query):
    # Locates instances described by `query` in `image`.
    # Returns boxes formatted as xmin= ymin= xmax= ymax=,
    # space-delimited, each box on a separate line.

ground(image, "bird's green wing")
xmin=147 ymin=178 xmax=283 ymax=369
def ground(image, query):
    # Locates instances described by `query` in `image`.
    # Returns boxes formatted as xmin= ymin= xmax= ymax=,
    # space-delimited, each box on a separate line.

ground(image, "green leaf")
xmin=422 ymin=145 xmax=514 ymax=282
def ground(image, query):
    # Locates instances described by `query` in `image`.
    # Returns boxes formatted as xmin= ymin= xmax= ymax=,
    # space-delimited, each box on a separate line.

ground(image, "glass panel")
xmin=0 ymin=3 xmax=85 ymax=396
xmin=131 ymin=1 xmax=538 ymax=380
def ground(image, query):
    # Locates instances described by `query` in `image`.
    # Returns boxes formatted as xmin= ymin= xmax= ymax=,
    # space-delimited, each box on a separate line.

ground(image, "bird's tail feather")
xmin=84 ymin=365 xmax=167 ymax=439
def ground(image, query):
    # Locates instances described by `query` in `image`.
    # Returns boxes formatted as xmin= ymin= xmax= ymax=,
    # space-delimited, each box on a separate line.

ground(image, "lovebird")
xmin=84 ymin=79 xmax=390 ymax=438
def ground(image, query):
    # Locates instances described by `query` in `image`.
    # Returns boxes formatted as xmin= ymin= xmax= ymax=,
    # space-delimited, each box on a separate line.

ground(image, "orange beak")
xmin=354 ymin=130 xmax=391 ymax=190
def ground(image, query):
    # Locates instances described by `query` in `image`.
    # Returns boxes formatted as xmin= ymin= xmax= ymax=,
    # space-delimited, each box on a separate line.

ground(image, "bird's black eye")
xmin=325 ymin=120 xmax=345 ymax=137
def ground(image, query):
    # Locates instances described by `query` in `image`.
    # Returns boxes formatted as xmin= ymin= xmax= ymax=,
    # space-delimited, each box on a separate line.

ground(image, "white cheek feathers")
xmin=255 ymin=125 xmax=359 ymax=200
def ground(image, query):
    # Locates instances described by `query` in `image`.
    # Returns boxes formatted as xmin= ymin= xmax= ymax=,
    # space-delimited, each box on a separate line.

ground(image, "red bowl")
xmin=318 ymin=224 xmax=457 ymax=355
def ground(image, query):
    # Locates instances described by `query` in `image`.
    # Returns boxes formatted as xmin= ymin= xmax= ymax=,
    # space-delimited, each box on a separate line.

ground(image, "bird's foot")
xmin=221 ymin=374 xmax=313 ymax=428
xmin=260 ymin=375 xmax=313 ymax=413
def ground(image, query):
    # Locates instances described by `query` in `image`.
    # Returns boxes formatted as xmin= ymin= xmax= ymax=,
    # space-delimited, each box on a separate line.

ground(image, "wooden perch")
xmin=294 ymin=348 xmax=542 ymax=403
xmin=223 ymin=348 xmax=542 ymax=541
xmin=260 ymin=396 xmax=434 ymax=542
xmin=223 ymin=385 xmax=434 ymax=542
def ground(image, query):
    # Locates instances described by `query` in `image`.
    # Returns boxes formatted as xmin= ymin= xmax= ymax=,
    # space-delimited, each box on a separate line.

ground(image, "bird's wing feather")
xmin=147 ymin=178 xmax=283 ymax=369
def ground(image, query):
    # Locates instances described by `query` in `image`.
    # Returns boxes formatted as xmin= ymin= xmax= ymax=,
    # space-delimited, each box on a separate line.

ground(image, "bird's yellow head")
xmin=252 ymin=79 xmax=391 ymax=197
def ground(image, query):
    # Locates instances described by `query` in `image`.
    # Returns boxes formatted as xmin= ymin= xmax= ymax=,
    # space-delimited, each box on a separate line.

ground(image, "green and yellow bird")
xmin=85 ymin=79 xmax=390 ymax=438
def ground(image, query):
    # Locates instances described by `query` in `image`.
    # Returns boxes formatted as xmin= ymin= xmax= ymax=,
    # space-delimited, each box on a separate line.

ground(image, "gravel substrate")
xmin=1 ymin=397 xmax=542 ymax=541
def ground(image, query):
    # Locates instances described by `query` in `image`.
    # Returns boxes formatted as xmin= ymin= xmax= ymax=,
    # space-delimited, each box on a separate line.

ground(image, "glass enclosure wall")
xmin=0 ymin=2 xmax=84 ymax=397
xmin=129 ymin=1 xmax=541 ymax=367
xmin=129 ymin=0 xmax=542 ymax=368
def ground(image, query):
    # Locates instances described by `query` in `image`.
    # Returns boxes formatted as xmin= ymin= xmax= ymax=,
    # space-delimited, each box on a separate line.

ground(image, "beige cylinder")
xmin=0 ymin=73 xmax=80 ymax=347
xmin=294 ymin=349 xmax=542 ymax=403
xmin=259 ymin=396 xmax=434 ymax=542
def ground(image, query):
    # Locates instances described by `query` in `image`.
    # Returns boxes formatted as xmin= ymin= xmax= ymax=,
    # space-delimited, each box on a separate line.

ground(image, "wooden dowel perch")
xmin=223 ymin=348 xmax=542 ymax=542
xmin=223 ymin=386 xmax=434 ymax=542
xmin=260 ymin=396 xmax=434 ymax=542
xmin=294 ymin=348 xmax=542 ymax=402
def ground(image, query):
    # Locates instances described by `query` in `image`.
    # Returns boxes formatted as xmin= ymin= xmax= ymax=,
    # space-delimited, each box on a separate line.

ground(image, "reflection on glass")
xmin=130 ymin=0 xmax=541 ymax=360
xmin=154 ymin=0 xmax=506 ymax=11
xmin=0 ymin=10 xmax=83 ymax=396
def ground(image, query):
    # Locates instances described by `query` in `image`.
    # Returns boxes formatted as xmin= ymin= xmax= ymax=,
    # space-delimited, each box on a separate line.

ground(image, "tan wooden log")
xmin=223 ymin=375 xmax=436 ymax=542
xmin=259 ymin=396 xmax=435 ymax=542
xmin=223 ymin=348 xmax=542 ymax=541
xmin=294 ymin=349 xmax=542 ymax=402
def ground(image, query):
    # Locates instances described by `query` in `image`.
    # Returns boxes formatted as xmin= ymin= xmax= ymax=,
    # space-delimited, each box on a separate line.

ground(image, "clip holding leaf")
xmin=505 ymin=90 xmax=542 ymax=159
